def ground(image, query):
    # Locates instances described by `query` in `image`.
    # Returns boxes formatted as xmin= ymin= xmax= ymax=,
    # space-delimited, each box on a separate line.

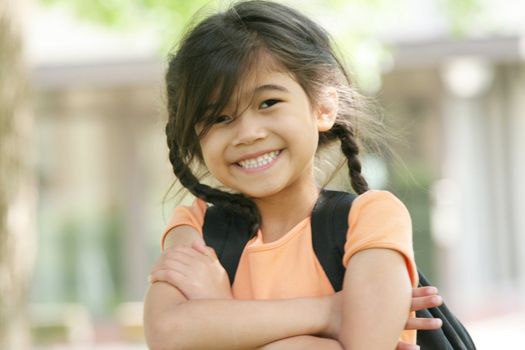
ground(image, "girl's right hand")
xmin=323 ymin=286 xmax=443 ymax=342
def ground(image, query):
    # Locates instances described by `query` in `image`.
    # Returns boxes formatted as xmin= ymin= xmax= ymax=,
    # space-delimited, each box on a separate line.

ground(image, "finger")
xmin=192 ymin=241 xmax=218 ymax=260
xmin=164 ymin=246 xmax=201 ymax=263
xmin=162 ymin=245 xmax=185 ymax=257
xmin=411 ymin=295 xmax=443 ymax=311
xmin=152 ymin=256 xmax=192 ymax=275
xmin=405 ymin=317 xmax=443 ymax=330
xmin=412 ymin=286 xmax=438 ymax=297
xmin=149 ymin=268 xmax=187 ymax=286
xmin=151 ymin=258 xmax=175 ymax=274
xmin=153 ymin=250 xmax=194 ymax=268
xmin=164 ymin=244 xmax=196 ymax=255
xmin=395 ymin=341 xmax=420 ymax=350
xmin=171 ymin=245 xmax=199 ymax=256
xmin=191 ymin=240 xmax=207 ymax=253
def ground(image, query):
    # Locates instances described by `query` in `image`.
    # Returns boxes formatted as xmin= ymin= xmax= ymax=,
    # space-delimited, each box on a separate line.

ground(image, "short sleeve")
xmin=342 ymin=190 xmax=418 ymax=287
xmin=160 ymin=198 xmax=208 ymax=250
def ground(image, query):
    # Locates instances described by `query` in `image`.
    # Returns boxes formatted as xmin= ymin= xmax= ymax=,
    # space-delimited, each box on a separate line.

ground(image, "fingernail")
xmin=147 ymin=275 xmax=153 ymax=284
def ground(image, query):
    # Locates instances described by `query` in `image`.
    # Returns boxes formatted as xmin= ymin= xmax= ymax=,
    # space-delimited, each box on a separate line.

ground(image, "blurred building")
xmin=381 ymin=35 xmax=525 ymax=320
xmin=27 ymin=7 xmax=170 ymax=345
xmin=27 ymin=1 xmax=525 ymax=347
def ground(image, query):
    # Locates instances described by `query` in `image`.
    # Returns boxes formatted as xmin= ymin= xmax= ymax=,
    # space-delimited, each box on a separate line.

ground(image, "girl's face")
xmin=198 ymin=63 xmax=336 ymax=201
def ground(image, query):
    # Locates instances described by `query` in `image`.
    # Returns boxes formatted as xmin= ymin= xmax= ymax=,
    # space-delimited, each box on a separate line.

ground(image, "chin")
xmin=243 ymin=186 xmax=286 ymax=200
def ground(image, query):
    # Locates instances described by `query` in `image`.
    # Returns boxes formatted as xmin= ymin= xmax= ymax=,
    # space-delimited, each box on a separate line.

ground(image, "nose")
xmin=231 ymin=112 xmax=267 ymax=146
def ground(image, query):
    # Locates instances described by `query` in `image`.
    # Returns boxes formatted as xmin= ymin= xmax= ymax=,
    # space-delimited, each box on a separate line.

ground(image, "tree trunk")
xmin=0 ymin=0 xmax=36 ymax=349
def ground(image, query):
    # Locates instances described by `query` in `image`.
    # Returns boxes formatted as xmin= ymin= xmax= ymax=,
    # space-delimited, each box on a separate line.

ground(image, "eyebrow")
xmin=204 ymin=84 xmax=290 ymax=113
xmin=253 ymin=84 xmax=290 ymax=94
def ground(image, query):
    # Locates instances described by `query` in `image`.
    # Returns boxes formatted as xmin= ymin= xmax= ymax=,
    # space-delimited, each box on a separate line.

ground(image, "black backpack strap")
xmin=416 ymin=272 xmax=477 ymax=350
xmin=202 ymin=191 xmax=476 ymax=349
xmin=311 ymin=190 xmax=476 ymax=349
xmin=311 ymin=189 xmax=357 ymax=292
xmin=203 ymin=205 xmax=252 ymax=285
xmin=202 ymin=189 xmax=355 ymax=288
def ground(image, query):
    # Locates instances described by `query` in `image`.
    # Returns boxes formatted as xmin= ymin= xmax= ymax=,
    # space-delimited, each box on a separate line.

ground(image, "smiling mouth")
xmin=237 ymin=150 xmax=281 ymax=169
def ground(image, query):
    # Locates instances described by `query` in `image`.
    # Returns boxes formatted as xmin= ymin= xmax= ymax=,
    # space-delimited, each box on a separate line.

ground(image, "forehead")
xmin=242 ymin=52 xmax=288 ymax=81
xmin=199 ymin=50 xmax=306 ymax=126
xmin=225 ymin=54 xmax=296 ymax=101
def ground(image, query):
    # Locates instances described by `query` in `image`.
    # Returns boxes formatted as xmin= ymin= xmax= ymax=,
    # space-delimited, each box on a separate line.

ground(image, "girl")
xmin=144 ymin=1 xmax=443 ymax=349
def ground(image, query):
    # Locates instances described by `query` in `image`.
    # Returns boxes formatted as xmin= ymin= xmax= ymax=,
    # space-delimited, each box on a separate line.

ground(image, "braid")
xmin=166 ymin=121 xmax=261 ymax=236
xmin=330 ymin=123 xmax=369 ymax=194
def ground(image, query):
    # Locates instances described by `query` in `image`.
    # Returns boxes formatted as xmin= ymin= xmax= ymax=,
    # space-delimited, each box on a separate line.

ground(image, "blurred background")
xmin=1 ymin=0 xmax=524 ymax=348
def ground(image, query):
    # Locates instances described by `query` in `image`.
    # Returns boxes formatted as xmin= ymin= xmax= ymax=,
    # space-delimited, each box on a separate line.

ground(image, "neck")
xmin=253 ymin=179 xmax=319 ymax=243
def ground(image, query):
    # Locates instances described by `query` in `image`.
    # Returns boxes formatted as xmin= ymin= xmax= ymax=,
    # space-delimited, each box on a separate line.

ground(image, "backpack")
xmin=202 ymin=189 xmax=477 ymax=349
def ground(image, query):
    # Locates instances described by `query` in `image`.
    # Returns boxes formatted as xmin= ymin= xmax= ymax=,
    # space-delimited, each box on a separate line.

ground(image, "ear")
xmin=315 ymin=87 xmax=338 ymax=132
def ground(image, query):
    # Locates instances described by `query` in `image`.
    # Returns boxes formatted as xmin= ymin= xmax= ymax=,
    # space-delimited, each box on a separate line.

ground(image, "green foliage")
xmin=440 ymin=0 xmax=485 ymax=36
xmin=39 ymin=0 xmax=488 ymax=91
xmin=31 ymin=324 xmax=69 ymax=345
xmin=39 ymin=0 xmax=213 ymax=49
xmin=39 ymin=0 xmax=488 ymax=41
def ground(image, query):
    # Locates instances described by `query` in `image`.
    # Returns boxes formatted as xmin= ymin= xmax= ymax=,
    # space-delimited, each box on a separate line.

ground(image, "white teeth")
xmin=238 ymin=151 xmax=280 ymax=169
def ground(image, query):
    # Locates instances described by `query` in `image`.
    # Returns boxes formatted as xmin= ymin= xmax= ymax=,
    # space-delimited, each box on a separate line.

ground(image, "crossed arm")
xmin=144 ymin=226 xmax=442 ymax=350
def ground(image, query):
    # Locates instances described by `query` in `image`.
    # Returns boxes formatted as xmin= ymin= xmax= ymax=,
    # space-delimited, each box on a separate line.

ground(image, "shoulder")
xmin=173 ymin=197 xmax=209 ymax=223
xmin=344 ymin=189 xmax=413 ymax=251
xmin=161 ymin=198 xmax=208 ymax=250
xmin=343 ymin=190 xmax=417 ymax=285
xmin=353 ymin=190 xmax=408 ymax=210
xmin=349 ymin=190 xmax=410 ymax=225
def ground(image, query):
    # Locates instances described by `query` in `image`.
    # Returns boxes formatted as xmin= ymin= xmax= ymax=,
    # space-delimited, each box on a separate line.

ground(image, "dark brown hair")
xmin=165 ymin=0 xmax=370 ymax=235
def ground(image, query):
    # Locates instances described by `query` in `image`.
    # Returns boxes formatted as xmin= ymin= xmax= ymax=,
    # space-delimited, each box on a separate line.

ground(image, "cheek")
xmin=200 ymin=143 xmax=215 ymax=170
xmin=288 ymin=113 xmax=320 ymax=144
xmin=199 ymin=134 xmax=225 ymax=174
xmin=199 ymin=131 xmax=217 ymax=158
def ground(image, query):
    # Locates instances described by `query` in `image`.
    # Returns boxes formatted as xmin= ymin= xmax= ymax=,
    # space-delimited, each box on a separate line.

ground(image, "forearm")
xmin=339 ymin=249 xmax=412 ymax=349
xmin=144 ymin=282 xmax=329 ymax=350
xmin=259 ymin=335 xmax=343 ymax=350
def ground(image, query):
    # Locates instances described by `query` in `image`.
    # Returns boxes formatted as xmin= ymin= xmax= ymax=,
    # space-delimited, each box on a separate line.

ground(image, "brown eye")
xmin=260 ymin=99 xmax=280 ymax=109
xmin=214 ymin=114 xmax=233 ymax=124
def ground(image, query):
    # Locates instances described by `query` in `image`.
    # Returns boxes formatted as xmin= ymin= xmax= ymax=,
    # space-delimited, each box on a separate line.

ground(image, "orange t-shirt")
xmin=161 ymin=190 xmax=418 ymax=343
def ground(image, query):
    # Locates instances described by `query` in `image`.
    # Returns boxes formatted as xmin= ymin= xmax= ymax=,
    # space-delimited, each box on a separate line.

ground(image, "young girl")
xmin=144 ymin=1 xmax=443 ymax=349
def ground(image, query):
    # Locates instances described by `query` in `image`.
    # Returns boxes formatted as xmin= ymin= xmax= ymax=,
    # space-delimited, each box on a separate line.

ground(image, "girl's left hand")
xmin=149 ymin=241 xmax=233 ymax=300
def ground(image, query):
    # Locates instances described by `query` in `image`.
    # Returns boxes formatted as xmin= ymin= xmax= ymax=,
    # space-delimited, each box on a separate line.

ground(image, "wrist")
xmin=317 ymin=294 xmax=339 ymax=339
xmin=313 ymin=296 xmax=332 ymax=337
